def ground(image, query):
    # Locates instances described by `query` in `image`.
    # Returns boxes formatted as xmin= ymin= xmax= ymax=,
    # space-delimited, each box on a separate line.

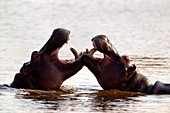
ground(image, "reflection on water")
xmin=1 ymin=84 xmax=170 ymax=113
xmin=0 ymin=0 xmax=170 ymax=112
xmin=1 ymin=86 xmax=143 ymax=112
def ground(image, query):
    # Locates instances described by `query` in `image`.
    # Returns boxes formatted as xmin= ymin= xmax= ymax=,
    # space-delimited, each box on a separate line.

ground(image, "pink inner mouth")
xmin=49 ymin=47 xmax=74 ymax=63
xmin=49 ymin=47 xmax=61 ymax=60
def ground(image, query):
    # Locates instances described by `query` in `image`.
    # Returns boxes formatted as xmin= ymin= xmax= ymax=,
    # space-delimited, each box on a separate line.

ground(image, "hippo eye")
xmin=31 ymin=51 xmax=41 ymax=63
xmin=35 ymin=55 xmax=41 ymax=62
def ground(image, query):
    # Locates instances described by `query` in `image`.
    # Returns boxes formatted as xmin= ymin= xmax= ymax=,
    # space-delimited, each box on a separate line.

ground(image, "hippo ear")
xmin=31 ymin=51 xmax=41 ymax=63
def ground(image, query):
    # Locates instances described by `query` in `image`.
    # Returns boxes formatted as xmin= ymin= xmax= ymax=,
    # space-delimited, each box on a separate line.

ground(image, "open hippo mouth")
xmin=20 ymin=28 xmax=71 ymax=74
xmin=91 ymin=35 xmax=114 ymax=54
xmin=27 ymin=28 xmax=71 ymax=64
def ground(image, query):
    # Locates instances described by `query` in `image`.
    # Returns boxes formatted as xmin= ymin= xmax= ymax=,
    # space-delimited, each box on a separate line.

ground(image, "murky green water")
xmin=0 ymin=0 xmax=170 ymax=112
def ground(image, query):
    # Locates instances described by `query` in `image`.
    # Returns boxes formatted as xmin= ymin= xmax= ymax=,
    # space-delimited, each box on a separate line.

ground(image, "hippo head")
xmin=91 ymin=35 xmax=122 ymax=62
xmin=91 ymin=35 xmax=113 ymax=54
xmin=10 ymin=28 xmax=71 ymax=89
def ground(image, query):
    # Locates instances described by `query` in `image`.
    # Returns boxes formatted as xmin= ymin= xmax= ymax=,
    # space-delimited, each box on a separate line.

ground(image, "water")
xmin=0 ymin=0 xmax=170 ymax=112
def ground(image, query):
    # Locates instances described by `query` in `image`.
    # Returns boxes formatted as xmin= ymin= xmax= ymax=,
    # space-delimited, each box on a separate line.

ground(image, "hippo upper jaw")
xmin=39 ymin=28 xmax=70 ymax=56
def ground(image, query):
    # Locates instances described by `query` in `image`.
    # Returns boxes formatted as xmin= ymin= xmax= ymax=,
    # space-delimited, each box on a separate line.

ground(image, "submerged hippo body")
xmin=10 ymin=28 xmax=83 ymax=90
xmin=83 ymin=35 xmax=170 ymax=94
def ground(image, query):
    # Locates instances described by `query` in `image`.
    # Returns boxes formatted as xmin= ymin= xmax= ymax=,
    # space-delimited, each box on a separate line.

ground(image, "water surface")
xmin=0 ymin=0 xmax=170 ymax=112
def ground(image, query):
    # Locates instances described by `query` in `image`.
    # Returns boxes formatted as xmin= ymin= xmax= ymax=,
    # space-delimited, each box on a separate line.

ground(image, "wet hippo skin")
xmin=83 ymin=35 xmax=170 ymax=94
xmin=10 ymin=28 xmax=83 ymax=90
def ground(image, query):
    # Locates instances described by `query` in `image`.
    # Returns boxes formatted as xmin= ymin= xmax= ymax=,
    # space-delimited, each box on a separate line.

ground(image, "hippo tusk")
xmin=70 ymin=47 xmax=79 ymax=59
xmin=88 ymin=48 xmax=97 ymax=56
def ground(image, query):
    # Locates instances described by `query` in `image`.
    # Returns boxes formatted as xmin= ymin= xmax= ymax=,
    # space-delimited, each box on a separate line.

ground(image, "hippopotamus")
xmin=83 ymin=35 xmax=127 ymax=91
xmin=10 ymin=28 xmax=84 ymax=90
xmin=83 ymin=35 xmax=170 ymax=94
